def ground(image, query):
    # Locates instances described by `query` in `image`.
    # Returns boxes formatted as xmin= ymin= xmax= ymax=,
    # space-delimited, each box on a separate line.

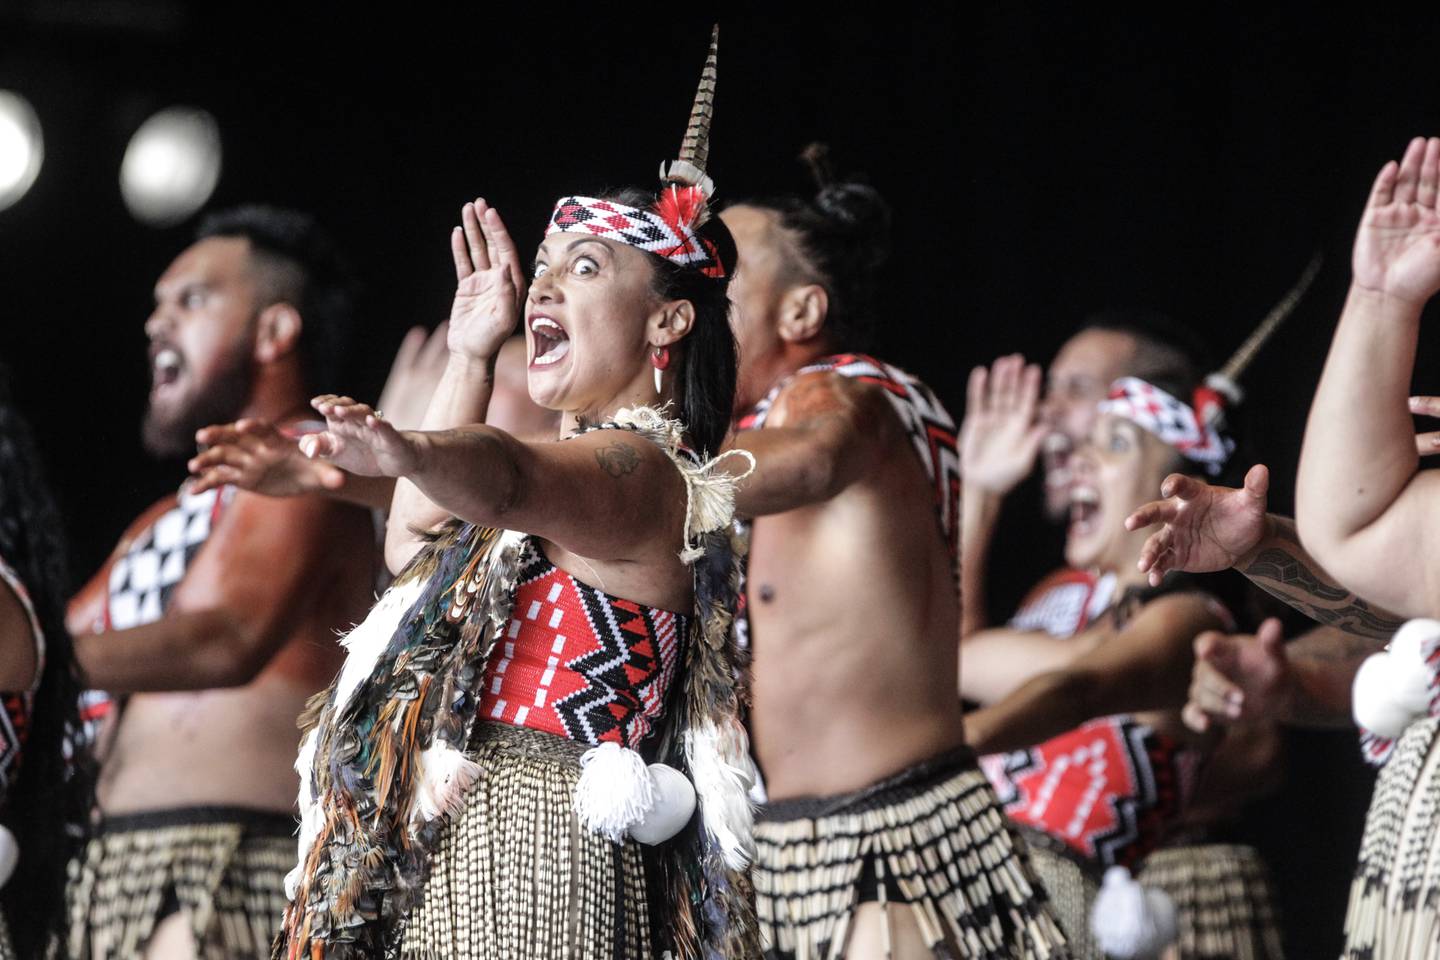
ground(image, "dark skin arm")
xmin=965 ymin=592 xmax=1224 ymax=754
xmin=73 ymin=491 xmax=360 ymax=693
xmin=0 ymin=580 xmax=38 ymax=692
xmin=724 ymin=371 xmax=898 ymax=517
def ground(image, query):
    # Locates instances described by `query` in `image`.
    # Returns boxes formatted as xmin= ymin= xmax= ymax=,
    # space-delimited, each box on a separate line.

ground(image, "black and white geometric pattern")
xmin=1098 ymin=376 xmax=1232 ymax=474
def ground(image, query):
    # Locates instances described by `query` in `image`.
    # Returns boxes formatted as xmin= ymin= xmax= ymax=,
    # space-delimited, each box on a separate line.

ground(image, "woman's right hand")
xmin=960 ymin=354 xmax=1046 ymax=496
xmin=447 ymin=199 xmax=527 ymax=362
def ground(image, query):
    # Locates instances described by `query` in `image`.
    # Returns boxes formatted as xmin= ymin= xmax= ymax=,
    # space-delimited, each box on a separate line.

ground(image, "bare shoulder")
xmin=770 ymin=371 xmax=895 ymax=434
xmin=0 ymin=574 xmax=38 ymax=691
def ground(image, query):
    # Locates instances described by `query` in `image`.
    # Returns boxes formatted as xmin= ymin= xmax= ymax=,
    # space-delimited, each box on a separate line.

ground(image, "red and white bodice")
xmin=981 ymin=715 xmax=1200 ymax=868
xmin=478 ymin=537 xmax=687 ymax=749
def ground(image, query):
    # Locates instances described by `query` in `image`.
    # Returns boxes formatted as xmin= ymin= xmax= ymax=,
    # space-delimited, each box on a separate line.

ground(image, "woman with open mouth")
xmin=272 ymin=32 xmax=761 ymax=960
xmin=959 ymin=363 xmax=1258 ymax=958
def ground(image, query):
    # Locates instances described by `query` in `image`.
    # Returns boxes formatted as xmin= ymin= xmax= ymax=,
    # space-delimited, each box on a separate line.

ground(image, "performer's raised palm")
xmin=303 ymin=395 xmax=420 ymax=478
xmin=447 ymin=199 xmax=526 ymax=360
xmin=960 ymin=354 xmax=1047 ymax=495
xmin=1354 ymin=137 xmax=1440 ymax=306
xmin=1124 ymin=464 xmax=1271 ymax=586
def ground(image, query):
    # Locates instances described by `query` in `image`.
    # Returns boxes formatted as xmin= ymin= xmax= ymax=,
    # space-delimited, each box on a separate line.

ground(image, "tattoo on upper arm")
xmin=1243 ymin=547 xmax=1404 ymax=640
xmin=594 ymin=441 xmax=641 ymax=478
xmin=778 ymin=378 xmax=847 ymax=429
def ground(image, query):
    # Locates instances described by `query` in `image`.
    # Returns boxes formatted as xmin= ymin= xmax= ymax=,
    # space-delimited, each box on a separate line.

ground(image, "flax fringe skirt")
xmin=752 ymin=747 xmax=1071 ymax=960
xmin=1344 ymin=715 xmax=1440 ymax=959
xmin=400 ymin=722 xmax=656 ymax=960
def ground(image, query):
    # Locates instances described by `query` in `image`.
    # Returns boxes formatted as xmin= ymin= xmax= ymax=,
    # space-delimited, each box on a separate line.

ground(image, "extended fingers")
xmin=1125 ymin=498 xmax=1178 ymax=532
xmin=1242 ymin=463 xmax=1270 ymax=501
xmin=451 ymin=226 xmax=472 ymax=281
xmin=194 ymin=423 xmax=243 ymax=447
xmin=1417 ymin=431 xmax=1440 ymax=455
xmin=1016 ymin=362 xmax=1042 ymax=419
xmin=1421 ymin=137 xmax=1440 ymax=210
xmin=1159 ymin=472 xmax=1201 ymax=501
xmin=1394 ymin=137 xmax=1426 ymax=206
xmin=1370 ymin=160 xmax=1399 ymax=209
xmin=1136 ymin=526 xmax=1173 ymax=575
xmin=480 ymin=205 xmax=526 ymax=294
xmin=966 ymin=365 xmax=988 ymax=418
xmin=463 ymin=199 xmax=491 ymax=272
xmin=189 ymin=466 xmax=242 ymax=494
xmin=300 ymin=433 xmax=338 ymax=459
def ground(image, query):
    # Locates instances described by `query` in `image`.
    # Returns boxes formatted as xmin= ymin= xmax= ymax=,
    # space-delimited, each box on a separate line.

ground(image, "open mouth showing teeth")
xmin=529 ymin=316 xmax=570 ymax=367
xmin=152 ymin=347 xmax=182 ymax=388
xmin=1069 ymin=486 xmax=1100 ymax=535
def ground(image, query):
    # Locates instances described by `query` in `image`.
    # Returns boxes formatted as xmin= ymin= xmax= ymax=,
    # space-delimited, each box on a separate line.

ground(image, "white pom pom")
xmin=629 ymin=763 xmax=697 ymax=845
xmin=0 ymin=825 xmax=17 ymax=888
xmin=412 ymin=741 xmax=482 ymax=825
xmin=1090 ymin=865 xmax=1178 ymax=960
xmin=574 ymin=742 xmax=656 ymax=843
xmin=1354 ymin=650 xmax=1431 ymax=739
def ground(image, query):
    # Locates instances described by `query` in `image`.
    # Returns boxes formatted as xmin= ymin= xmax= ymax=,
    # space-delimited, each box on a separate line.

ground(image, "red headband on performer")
xmin=543 ymin=27 xmax=724 ymax=280
xmin=545 ymin=193 xmax=727 ymax=278
xmin=1098 ymin=377 xmax=1233 ymax=475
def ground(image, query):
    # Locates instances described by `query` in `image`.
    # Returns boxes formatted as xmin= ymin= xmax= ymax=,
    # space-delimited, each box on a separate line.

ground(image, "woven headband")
xmin=1097 ymin=377 xmax=1233 ymax=475
xmin=545 ymin=193 xmax=726 ymax=278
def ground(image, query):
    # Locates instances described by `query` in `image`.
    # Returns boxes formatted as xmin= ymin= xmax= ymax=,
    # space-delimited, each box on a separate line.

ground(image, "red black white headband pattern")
xmin=1098 ymin=377 xmax=1233 ymax=475
xmin=546 ymin=192 xmax=726 ymax=278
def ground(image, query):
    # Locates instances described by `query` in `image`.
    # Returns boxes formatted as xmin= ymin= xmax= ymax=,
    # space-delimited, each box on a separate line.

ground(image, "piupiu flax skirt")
xmin=753 ymin=747 xmax=1070 ymax=960
xmin=1021 ymin=830 xmax=1285 ymax=960
xmin=63 ymin=806 xmax=294 ymax=960
xmin=1344 ymin=715 xmax=1440 ymax=959
xmin=400 ymin=722 xmax=656 ymax=960
xmin=1139 ymin=844 xmax=1284 ymax=960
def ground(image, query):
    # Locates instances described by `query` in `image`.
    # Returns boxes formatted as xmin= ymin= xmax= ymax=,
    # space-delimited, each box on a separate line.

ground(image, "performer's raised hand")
xmin=1125 ymin=463 xmax=1270 ymax=585
xmin=1182 ymin=618 xmax=1291 ymax=732
xmin=377 ymin=323 xmax=451 ymax=430
xmin=447 ymin=199 xmax=524 ymax=361
xmin=305 ymin=395 xmax=421 ymax=478
xmin=189 ymin=418 xmax=346 ymax=497
xmin=960 ymin=354 xmax=1047 ymax=495
xmin=1353 ymin=136 xmax=1440 ymax=307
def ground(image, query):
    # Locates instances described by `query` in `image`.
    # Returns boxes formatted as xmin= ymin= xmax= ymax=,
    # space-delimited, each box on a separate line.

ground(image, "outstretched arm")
xmin=958 ymin=355 xmax=1046 ymax=635
xmin=1184 ymin=619 xmax=1378 ymax=732
xmin=964 ymin=591 xmax=1224 ymax=754
xmin=302 ymin=399 xmax=687 ymax=566
xmin=1298 ymin=136 xmax=1440 ymax=617
xmin=188 ymin=418 xmax=396 ymax=511
xmin=1126 ymin=466 xmax=1403 ymax=639
xmin=724 ymin=372 xmax=898 ymax=517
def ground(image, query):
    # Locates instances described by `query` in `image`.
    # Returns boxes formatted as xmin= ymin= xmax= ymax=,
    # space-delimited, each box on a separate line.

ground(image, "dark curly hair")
xmin=596 ymin=187 xmax=739 ymax=459
xmin=196 ymin=205 xmax=357 ymax=393
xmin=738 ymin=143 xmax=894 ymax=351
xmin=0 ymin=367 xmax=95 ymax=957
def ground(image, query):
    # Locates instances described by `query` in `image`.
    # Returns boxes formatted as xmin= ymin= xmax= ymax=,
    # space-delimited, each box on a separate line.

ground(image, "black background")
xmin=5 ymin=3 xmax=1435 ymax=952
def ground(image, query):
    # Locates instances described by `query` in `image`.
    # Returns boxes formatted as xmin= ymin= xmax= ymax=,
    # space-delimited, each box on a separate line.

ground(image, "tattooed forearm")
xmin=1242 ymin=547 xmax=1404 ymax=640
xmin=595 ymin=441 xmax=641 ymax=478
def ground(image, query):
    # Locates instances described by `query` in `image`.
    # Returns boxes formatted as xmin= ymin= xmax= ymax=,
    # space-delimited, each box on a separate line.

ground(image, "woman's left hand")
xmin=305 ymin=395 xmax=422 ymax=478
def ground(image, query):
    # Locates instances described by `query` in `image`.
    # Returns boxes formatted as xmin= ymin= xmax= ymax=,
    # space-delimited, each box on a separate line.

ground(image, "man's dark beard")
xmin=141 ymin=359 xmax=254 ymax=459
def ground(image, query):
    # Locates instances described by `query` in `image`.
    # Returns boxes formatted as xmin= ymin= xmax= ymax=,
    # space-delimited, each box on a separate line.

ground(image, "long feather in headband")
xmin=1202 ymin=251 xmax=1324 ymax=420
xmin=658 ymin=24 xmax=719 ymax=234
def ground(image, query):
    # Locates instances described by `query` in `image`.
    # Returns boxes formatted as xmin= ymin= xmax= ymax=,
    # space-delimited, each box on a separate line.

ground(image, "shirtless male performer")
xmin=720 ymin=169 xmax=1068 ymax=959
xmin=63 ymin=206 xmax=376 ymax=960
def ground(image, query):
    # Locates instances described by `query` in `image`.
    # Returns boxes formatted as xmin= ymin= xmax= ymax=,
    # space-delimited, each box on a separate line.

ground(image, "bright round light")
xmin=120 ymin=106 xmax=222 ymax=227
xmin=0 ymin=91 xmax=43 ymax=212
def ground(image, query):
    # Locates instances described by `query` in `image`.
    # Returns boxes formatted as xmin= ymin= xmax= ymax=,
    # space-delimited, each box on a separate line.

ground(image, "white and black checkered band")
xmin=545 ymin=196 xmax=726 ymax=278
xmin=1098 ymin=376 xmax=1233 ymax=475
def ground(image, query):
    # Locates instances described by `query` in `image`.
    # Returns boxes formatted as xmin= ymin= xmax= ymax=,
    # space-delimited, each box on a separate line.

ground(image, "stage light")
xmin=0 ymin=91 xmax=43 ymax=213
xmin=120 ymin=106 xmax=221 ymax=227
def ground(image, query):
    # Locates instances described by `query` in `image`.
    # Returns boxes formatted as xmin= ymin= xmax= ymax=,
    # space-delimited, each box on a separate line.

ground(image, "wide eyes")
xmin=181 ymin=289 xmax=206 ymax=310
xmin=1107 ymin=430 xmax=1133 ymax=453
xmin=531 ymin=255 xmax=599 ymax=280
